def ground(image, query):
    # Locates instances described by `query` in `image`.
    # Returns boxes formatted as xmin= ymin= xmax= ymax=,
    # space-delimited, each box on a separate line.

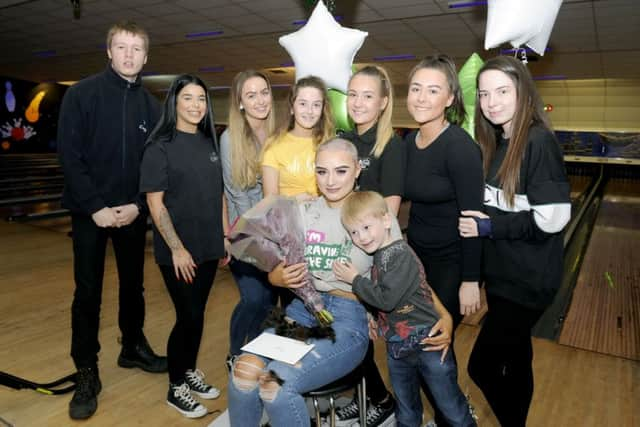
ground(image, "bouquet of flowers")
xmin=228 ymin=196 xmax=334 ymax=326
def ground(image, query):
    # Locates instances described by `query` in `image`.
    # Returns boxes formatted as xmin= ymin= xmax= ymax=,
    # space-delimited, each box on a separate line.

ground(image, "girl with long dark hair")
xmin=140 ymin=74 xmax=225 ymax=418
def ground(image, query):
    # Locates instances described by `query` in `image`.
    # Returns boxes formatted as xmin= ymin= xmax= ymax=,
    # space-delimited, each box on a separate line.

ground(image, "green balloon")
xmin=458 ymin=53 xmax=484 ymax=139
xmin=327 ymin=89 xmax=354 ymax=132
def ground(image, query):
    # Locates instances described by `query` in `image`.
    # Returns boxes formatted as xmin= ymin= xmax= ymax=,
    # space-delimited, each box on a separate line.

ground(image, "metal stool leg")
xmin=313 ymin=397 xmax=322 ymax=427
xmin=328 ymin=395 xmax=336 ymax=427
xmin=357 ymin=377 xmax=367 ymax=427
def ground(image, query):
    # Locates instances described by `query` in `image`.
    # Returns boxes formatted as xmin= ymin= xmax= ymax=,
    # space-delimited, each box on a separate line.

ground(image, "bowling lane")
xmin=558 ymin=176 xmax=640 ymax=360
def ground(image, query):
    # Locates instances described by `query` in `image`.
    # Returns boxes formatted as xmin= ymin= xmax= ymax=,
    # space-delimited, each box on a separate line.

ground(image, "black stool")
xmin=304 ymin=365 xmax=366 ymax=427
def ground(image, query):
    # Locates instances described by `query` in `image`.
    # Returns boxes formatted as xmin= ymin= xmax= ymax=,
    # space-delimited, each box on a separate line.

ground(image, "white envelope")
xmin=241 ymin=332 xmax=315 ymax=365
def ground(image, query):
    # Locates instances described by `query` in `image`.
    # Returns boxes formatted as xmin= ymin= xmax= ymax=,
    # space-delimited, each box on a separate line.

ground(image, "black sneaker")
xmin=167 ymin=382 xmax=207 ymax=418
xmin=364 ymin=398 xmax=395 ymax=427
xmin=69 ymin=367 xmax=102 ymax=420
xmin=185 ymin=369 xmax=220 ymax=399
xmin=118 ymin=335 xmax=167 ymax=373
xmin=336 ymin=397 xmax=360 ymax=426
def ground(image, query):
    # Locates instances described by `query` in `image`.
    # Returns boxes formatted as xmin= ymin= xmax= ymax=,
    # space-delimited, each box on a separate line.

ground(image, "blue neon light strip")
xmin=186 ymin=30 xmax=223 ymax=39
xmin=448 ymin=1 xmax=487 ymax=8
xmin=373 ymin=54 xmax=416 ymax=61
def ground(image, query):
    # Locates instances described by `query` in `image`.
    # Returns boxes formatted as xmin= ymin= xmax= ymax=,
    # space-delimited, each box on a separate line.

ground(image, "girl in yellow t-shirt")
xmin=261 ymin=76 xmax=335 ymax=200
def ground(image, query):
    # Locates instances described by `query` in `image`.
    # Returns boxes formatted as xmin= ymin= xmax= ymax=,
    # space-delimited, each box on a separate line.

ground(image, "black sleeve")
xmin=56 ymin=87 xmax=105 ymax=215
xmin=352 ymin=247 xmax=418 ymax=312
xmin=492 ymin=128 xmax=571 ymax=240
xmin=378 ymin=135 xmax=406 ymax=198
xmin=140 ymin=141 xmax=168 ymax=193
xmin=447 ymin=131 xmax=484 ymax=281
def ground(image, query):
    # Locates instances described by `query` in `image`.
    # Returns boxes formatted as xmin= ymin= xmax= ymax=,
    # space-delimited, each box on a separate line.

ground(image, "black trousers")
xmin=70 ymin=214 xmax=147 ymax=369
xmin=468 ymin=293 xmax=543 ymax=427
xmin=160 ymin=260 xmax=218 ymax=384
xmin=408 ymin=239 xmax=464 ymax=426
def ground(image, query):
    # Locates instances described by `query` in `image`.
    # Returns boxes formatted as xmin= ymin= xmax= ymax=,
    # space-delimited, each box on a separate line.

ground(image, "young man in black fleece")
xmin=57 ymin=20 xmax=165 ymax=420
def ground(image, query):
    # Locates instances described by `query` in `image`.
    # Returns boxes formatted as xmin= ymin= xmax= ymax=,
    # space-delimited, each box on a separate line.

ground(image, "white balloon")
xmin=484 ymin=0 xmax=563 ymax=56
xmin=278 ymin=1 xmax=368 ymax=93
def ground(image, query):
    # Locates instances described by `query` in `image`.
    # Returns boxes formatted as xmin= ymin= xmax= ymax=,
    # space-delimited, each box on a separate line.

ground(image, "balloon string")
xmin=514 ymin=47 xmax=528 ymax=65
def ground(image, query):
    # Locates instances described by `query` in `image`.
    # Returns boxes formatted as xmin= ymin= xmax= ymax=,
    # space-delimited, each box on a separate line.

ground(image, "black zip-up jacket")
xmin=57 ymin=65 xmax=160 ymax=215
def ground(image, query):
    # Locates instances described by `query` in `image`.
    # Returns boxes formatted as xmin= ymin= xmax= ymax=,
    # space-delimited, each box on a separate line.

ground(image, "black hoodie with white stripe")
xmin=482 ymin=126 xmax=571 ymax=309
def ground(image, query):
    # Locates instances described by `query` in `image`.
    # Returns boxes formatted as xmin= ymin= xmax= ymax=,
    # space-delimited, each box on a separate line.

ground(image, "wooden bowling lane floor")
xmin=559 ymin=179 xmax=640 ymax=361
xmin=1 ymin=219 xmax=638 ymax=427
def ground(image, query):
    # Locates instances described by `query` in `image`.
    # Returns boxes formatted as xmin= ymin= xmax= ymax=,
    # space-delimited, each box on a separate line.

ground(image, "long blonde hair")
xmin=228 ymin=70 xmax=276 ymax=189
xmin=349 ymin=65 xmax=394 ymax=158
xmin=474 ymin=56 xmax=552 ymax=207
xmin=264 ymin=76 xmax=335 ymax=155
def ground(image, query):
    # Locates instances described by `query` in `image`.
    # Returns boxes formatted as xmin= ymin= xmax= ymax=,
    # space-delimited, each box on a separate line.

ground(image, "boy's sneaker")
xmin=167 ymin=382 xmax=207 ymax=418
xmin=364 ymin=398 xmax=395 ymax=427
xmin=69 ymin=367 xmax=102 ymax=420
xmin=185 ymin=369 xmax=220 ymax=399
xmin=335 ymin=397 xmax=360 ymax=426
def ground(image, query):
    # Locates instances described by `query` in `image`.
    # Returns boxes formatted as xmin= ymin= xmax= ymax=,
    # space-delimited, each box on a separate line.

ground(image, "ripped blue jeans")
xmin=228 ymin=294 xmax=369 ymax=427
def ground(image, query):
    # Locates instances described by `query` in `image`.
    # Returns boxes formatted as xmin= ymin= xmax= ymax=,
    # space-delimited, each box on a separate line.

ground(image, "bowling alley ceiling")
xmin=0 ymin=0 xmax=639 ymax=92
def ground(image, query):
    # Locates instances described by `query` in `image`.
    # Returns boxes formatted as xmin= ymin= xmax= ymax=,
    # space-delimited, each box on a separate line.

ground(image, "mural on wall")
xmin=0 ymin=77 xmax=67 ymax=153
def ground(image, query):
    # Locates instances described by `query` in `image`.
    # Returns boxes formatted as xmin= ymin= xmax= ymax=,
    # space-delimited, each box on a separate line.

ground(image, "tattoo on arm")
xmin=156 ymin=206 xmax=183 ymax=251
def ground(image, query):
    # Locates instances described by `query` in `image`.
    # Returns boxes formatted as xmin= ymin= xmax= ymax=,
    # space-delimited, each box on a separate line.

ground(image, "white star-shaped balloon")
xmin=279 ymin=1 xmax=368 ymax=93
xmin=484 ymin=0 xmax=563 ymax=56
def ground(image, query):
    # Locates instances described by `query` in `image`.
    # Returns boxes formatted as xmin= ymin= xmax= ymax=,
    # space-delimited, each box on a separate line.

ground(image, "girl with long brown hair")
xmin=261 ymin=75 xmax=335 ymax=200
xmin=458 ymin=55 xmax=571 ymax=426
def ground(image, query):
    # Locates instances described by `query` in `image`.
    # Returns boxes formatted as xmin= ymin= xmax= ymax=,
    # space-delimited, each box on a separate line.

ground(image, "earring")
xmin=240 ymin=104 xmax=244 ymax=111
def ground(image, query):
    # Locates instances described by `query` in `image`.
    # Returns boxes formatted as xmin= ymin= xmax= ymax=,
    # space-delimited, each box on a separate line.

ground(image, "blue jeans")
xmin=387 ymin=348 xmax=476 ymax=427
xmin=228 ymin=259 xmax=277 ymax=356
xmin=228 ymin=294 xmax=369 ymax=427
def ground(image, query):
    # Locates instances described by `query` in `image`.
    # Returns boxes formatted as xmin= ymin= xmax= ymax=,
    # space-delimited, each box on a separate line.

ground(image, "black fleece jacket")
xmin=57 ymin=65 xmax=160 ymax=215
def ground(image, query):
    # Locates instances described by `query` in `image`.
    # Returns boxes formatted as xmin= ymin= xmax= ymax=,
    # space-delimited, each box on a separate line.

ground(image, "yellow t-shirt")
xmin=262 ymin=132 xmax=318 ymax=197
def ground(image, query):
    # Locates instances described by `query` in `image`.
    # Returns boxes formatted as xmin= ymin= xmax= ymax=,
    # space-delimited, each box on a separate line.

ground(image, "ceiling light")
xmin=186 ymin=30 xmax=223 ymax=39
xmin=448 ymin=1 xmax=487 ymax=9
xmin=373 ymin=54 xmax=415 ymax=62
xmin=34 ymin=50 xmax=56 ymax=58
xmin=199 ymin=66 xmax=224 ymax=73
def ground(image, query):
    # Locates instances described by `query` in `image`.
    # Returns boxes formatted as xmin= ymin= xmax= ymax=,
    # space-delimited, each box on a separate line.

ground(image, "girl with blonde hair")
xmin=220 ymin=70 xmax=278 ymax=364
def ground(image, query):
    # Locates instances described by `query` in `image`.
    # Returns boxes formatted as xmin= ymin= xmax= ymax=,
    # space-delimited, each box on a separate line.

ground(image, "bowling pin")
xmin=5 ymin=81 xmax=15 ymax=113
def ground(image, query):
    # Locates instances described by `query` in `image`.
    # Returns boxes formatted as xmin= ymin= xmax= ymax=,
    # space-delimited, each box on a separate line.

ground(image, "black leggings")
xmin=160 ymin=260 xmax=218 ymax=384
xmin=468 ymin=293 xmax=543 ymax=427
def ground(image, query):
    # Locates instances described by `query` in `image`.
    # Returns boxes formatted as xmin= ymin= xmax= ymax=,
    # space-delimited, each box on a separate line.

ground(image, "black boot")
xmin=69 ymin=366 xmax=102 ymax=420
xmin=117 ymin=335 xmax=167 ymax=373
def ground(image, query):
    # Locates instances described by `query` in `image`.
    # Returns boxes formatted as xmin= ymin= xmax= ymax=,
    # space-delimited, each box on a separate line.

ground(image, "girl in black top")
xmin=343 ymin=65 xmax=406 ymax=215
xmin=459 ymin=56 xmax=570 ymax=427
xmin=335 ymin=65 xmax=406 ymax=425
xmin=405 ymin=55 xmax=484 ymax=326
xmin=404 ymin=55 xmax=483 ymax=427
xmin=140 ymin=74 xmax=226 ymax=419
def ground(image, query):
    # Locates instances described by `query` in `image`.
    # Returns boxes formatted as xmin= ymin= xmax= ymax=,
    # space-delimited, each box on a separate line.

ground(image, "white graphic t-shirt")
xmin=300 ymin=198 xmax=372 ymax=292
